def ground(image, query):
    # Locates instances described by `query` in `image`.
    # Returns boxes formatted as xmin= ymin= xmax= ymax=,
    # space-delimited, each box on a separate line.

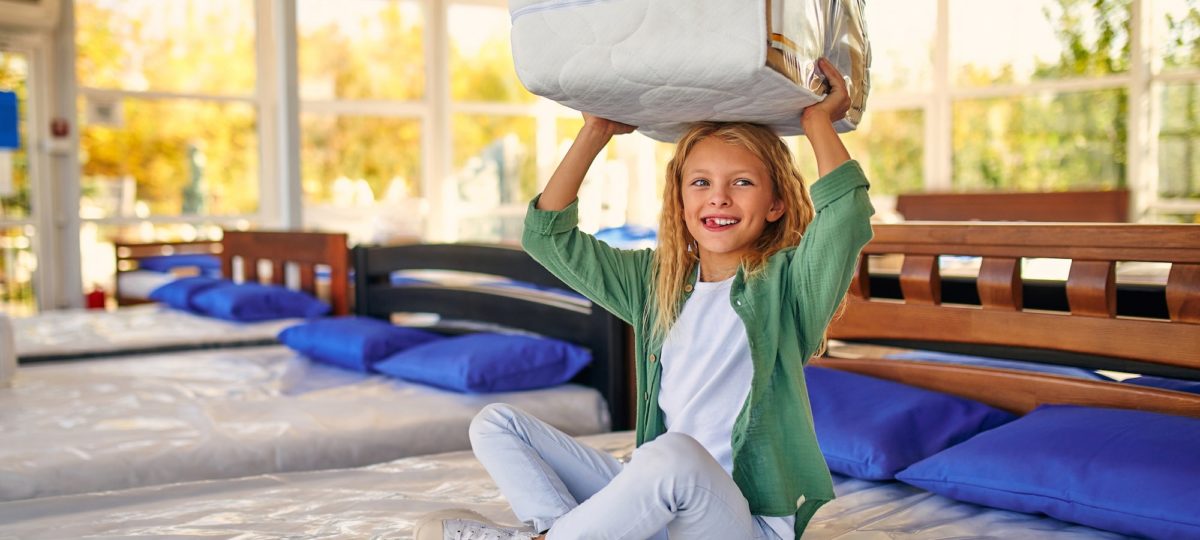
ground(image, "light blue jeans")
xmin=469 ymin=403 xmax=778 ymax=540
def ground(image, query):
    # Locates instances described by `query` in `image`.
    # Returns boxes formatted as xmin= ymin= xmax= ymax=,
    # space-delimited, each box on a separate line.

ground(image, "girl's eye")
xmin=733 ymin=178 xmax=754 ymax=186
xmin=690 ymin=178 xmax=710 ymax=187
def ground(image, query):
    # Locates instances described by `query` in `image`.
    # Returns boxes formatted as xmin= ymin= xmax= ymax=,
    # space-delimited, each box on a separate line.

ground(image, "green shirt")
xmin=522 ymin=160 xmax=874 ymax=535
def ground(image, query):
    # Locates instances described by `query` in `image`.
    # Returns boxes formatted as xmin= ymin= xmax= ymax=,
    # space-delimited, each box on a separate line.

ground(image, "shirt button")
xmin=644 ymin=391 xmax=650 ymax=401
xmin=649 ymin=354 xmax=657 ymax=363
xmin=736 ymin=300 xmax=742 ymax=306
xmin=684 ymin=284 xmax=694 ymax=293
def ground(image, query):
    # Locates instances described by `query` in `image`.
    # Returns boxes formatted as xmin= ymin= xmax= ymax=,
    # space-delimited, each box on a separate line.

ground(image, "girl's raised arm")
xmin=801 ymin=58 xmax=853 ymax=178
xmin=537 ymin=114 xmax=636 ymax=211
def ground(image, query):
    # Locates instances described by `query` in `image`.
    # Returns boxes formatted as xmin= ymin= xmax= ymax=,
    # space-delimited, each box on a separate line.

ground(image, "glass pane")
xmin=80 ymin=221 xmax=227 ymax=302
xmin=448 ymin=4 xmax=535 ymax=103
xmin=1158 ymin=83 xmax=1200 ymax=199
xmin=75 ymin=0 xmax=256 ymax=94
xmin=80 ymin=97 xmax=259 ymax=218
xmin=866 ymin=0 xmax=935 ymax=92
xmin=297 ymin=0 xmax=424 ymax=100
xmin=0 ymin=51 xmax=31 ymax=219
xmin=301 ymin=113 xmax=424 ymax=244
xmin=0 ymin=226 xmax=36 ymax=315
xmin=452 ymin=114 xmax=537 ymax=205
xmin=842 ymin=109 xmax=924 ymax=195
xmin=1155 ymin=0 xmax=1200 ymax=71
xmin=952 ymin=89 xmax=1126 ymax=191
xmin=951 ymin=0 xmax=1131 ymax=86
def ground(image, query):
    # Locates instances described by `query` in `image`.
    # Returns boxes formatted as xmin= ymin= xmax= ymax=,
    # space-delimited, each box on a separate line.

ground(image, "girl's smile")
xmin=681 ymin=137 xmax=785 ymax=280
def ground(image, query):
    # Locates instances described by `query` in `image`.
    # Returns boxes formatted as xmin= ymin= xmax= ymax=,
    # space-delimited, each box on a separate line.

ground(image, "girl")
xmin=416 ymin=58 xmax=873 ymax=540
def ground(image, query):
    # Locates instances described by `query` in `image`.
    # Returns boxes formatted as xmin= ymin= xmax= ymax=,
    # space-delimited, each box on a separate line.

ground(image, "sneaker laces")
xmin=442 ymin=518 xmax=537 ymax=540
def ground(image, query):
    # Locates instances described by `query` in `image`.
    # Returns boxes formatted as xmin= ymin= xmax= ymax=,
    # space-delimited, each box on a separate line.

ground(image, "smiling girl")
xmin=416 ymin=58 xmax=874 ymax=540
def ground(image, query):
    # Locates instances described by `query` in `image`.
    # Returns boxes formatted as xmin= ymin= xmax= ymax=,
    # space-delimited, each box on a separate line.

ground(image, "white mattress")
xmin=13 ymin=304 xmax=302 ymax=360
xmin=116 ymin=269 xmax=177 ymax=300
xmin=0 ymin=432 xmax=1128 ymax=539
xmin=0 ymin=346 xmax=610 ymax=501
xmin=509 ymin=0 xmax=869 ymax=142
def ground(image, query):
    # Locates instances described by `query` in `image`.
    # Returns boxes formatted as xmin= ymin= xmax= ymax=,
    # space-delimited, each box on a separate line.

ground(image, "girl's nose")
xmin=708 ymin=188 xmax=731 ymax=207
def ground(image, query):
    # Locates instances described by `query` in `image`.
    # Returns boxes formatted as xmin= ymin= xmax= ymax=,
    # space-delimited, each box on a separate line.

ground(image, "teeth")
xmin=709 ymin=218 xmax=739 ymax=226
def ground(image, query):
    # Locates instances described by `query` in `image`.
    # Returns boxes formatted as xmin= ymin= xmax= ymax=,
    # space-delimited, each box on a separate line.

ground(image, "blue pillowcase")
xmin=806 ymin=366 xmax=1015 ymax=480
xmin=139 ymin=254 xmax=222 ymax=275
xmin=148 ymin=276 xmax=227 ymax=312
xmin=373 ymin=333 xmax=592 ymax=393
xmin=278 ymin=316 xmax=444 ymax=372
xmin=190 ymin=282 xmax=330 ymax=322
xmin=896 ymin=405 xmax=1200 ymax=540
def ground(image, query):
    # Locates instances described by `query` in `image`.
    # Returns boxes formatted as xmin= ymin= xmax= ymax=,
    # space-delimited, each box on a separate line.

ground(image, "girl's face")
xmin=680 ymin=137 xmax=784 ymax=274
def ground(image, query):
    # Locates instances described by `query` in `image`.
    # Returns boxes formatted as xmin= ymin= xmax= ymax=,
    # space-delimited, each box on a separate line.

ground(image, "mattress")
xmin=0 ymin=432 xmax=1128 ymax=539
xmin=509 ymin=0 xmax=870 ymax=142
xmin=13 ymin=303 xmax=301 ymax=360
xmin=115 ymin=269 xmax=177 ymax=300
xmin=0 ymin=346 xmax=610 ymax=501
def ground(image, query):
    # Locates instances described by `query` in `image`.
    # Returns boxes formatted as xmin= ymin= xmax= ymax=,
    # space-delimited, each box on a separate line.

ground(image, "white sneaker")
xmin=413 ymin=508 xmax=539 ymax=540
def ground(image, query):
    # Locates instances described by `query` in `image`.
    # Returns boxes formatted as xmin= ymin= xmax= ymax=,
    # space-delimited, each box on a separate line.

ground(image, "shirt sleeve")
xmin=522 ymin=196 xmax=653 ymax=326
xmin=790 ymin=160 xmax=875 ymax=353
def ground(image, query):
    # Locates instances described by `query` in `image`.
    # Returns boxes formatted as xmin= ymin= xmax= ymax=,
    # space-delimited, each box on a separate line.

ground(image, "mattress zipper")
xmin=511 ymin=0 xmax=608 ymax=21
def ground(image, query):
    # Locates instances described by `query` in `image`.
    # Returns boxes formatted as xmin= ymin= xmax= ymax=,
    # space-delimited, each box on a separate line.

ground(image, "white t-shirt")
xmin=659 ymin=274 xmax=795 ymax=540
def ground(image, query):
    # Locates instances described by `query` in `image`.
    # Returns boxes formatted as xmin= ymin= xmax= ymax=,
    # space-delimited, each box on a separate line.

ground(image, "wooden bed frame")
xmin=894 ymin=190 xmax=1130 ymax=222
xmin=353 ymin=243 xmax=632 ymax=430
xmin=817 ymin=222 xmax=1200 ymax=419
xmin=114 ymin=230 xmax=350 ymax=315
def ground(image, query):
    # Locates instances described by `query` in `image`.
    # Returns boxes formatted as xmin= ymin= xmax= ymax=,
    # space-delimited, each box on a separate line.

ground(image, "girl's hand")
xmin=802 ymin=58 xmax=851 ymax=125
xmin=582 ymin=112 xmax=637 ymax=139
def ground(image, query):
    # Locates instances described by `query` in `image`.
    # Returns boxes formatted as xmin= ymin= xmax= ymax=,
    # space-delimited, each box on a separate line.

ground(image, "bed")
xmin=14 ymin=230 xmax=350 ymax=362
xmin=0 ymin=242 xmax=627 ymax=502
xmin=113 ymin=238 xmax=223 ymax=306
xmin=1 ymin=223 xmax=1195 ymax=538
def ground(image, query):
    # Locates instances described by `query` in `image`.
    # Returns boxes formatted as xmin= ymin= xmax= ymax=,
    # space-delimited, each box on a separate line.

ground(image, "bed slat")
xmin=978 ymin=257 xmax=1022 ymax=310
xmin=1066 ymin=260 xmax=1115 ymax=318
xmin=900 ymin=255 xmax=941 ymax=305
xmin=1167 ymin=263 xmax=1200 ymax=323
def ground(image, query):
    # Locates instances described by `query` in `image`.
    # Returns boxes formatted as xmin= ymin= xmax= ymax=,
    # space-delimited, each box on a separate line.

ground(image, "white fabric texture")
xmin=660 ymin=276 xmax=794 ymax=539
xmin=0 ymin=314 xmax=14 ymax=388
xmin=115 ymin=269 xmax=177 ymax=300
xmin=13 ymin=304 xmax=300 ymax=359
xmin=509 ymin=0 xmax=870 ymax=142
xmin=0 ymin=346 xmax=609 ymax=501
xmin=0 ymin=432 xmax=1128 ymax=539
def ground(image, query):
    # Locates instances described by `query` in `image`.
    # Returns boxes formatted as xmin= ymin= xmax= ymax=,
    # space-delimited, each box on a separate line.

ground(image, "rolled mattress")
xmin=510 ymin=0 xmax=871 ymax=142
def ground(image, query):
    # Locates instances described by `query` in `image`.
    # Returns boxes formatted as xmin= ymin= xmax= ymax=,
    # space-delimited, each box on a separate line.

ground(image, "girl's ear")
xmin=767 ymin=198 xmax=785 ymax=223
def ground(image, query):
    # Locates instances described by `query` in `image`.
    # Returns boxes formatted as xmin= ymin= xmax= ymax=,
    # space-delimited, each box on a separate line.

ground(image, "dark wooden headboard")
xmin=353 ymin=242 xmax=632 ymax=430
xmin=221 ymin=230 xmax=351 ymax=316
xmin=818 ymin=222 xmax=1200 ymax=418
xmin=895 ymin=190 xmax=1130 ymax=222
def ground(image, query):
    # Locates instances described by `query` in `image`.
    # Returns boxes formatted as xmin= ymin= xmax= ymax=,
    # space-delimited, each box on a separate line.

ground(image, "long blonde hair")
xmin=652 ymin=122 xmax=817 ymax=339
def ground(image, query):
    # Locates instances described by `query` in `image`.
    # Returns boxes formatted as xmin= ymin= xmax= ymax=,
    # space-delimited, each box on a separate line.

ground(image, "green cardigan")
xmin=521 ymin=160 xmax=874 ymax=535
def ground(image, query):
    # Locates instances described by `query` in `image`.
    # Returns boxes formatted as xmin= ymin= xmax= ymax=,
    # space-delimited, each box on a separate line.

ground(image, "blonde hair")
xmin=652 ymin=122 xmax=819 ymax=341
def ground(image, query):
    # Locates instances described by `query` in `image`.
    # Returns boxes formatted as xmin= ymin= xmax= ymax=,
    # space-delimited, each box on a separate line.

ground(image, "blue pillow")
xmin=278 ymin=316 xmax=444 ymax=372
xmin=148 ymin=276 xmax=227 ymax=311
xmin=191 ymin=282 xmax=330 ymax=322
xmin=373 ymin=333 xmax=592 ymax=393
xmin=806 ymin=366 xmax=1016 ymax=480
xmin=139 ymin=254 xmax=221 ymax=274
xmin=1123 ymin=375 xmax=1200 ymax=394
xmin=896 ymin=405 xmax=1200 ymax=540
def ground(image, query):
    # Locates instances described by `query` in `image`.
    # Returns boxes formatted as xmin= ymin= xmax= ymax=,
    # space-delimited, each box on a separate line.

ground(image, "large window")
xmin=75 ymin=0 xmax=260 ymax=294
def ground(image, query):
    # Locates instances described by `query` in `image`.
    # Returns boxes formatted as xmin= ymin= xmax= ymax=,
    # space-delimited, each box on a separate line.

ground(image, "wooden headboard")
xmin=221 ymin=230 xmax=351 ymax=316
xmin=818 ymin=222 xmax=1200 ymax=418
xmin=895 ymin=190 xmax=1130 ymax=222
xmin=353 ymin=242 xmax=632 ymax=430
